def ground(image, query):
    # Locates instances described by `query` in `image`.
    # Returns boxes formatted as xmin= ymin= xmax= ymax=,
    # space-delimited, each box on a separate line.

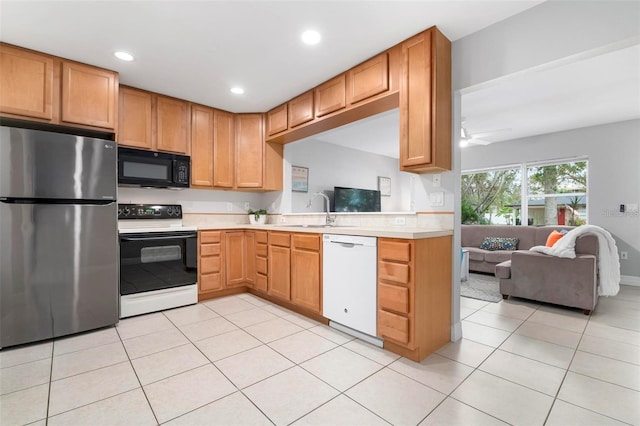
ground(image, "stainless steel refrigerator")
xmin=0 ymin=126 xmax=119 ymax=348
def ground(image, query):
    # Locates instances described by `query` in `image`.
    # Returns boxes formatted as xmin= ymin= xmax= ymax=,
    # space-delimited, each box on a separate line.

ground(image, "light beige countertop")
xmin=197 ymin=224 xmax=452 ymax=239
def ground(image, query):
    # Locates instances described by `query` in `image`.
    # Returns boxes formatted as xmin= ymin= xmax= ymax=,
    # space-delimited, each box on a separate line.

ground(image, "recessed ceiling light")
xmin=230 ymin=87 xmax=244 ymax=95
xmin=114 ymin=51 xmax=134 ymax=61
xmin=301 ymin=30 xmax=321 ymax=45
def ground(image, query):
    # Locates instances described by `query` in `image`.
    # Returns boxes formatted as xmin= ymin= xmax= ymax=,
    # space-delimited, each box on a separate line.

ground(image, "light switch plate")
xmin=432 ymin=174 xmax=442 ymax=187
xmin=429 ymin=191 xmax=444 ymax=206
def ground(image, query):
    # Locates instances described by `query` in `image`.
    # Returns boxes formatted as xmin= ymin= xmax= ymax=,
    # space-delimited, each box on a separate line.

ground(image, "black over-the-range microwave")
xmin=118 ymin=147 xmax=190 ymax=189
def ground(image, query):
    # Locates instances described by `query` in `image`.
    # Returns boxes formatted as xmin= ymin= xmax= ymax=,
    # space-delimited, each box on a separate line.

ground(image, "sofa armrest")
xmin=504 ymin=251 xmax=597 ymax=311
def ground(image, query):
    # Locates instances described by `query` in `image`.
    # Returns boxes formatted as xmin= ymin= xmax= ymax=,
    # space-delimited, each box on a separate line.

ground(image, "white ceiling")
xmin=0 ymin=0 xmax=544 ymax=112
xmin=3 ymin=1 xmax=637 ymax=158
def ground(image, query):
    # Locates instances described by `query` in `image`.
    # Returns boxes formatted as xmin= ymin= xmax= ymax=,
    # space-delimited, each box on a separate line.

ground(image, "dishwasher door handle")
xmin=330 ymin=241 xmax=364 ymax=248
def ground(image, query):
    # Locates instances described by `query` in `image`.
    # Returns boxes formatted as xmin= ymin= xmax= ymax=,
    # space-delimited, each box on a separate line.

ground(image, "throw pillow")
xmin=546 ymin=230 xmax=564 ymax=247
xmin=480 ymin=237 xmax=519 ymax=251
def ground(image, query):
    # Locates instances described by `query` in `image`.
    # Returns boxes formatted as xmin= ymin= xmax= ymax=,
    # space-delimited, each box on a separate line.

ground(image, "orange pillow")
xmin=545 ymin=230 xmax=564 ymax=247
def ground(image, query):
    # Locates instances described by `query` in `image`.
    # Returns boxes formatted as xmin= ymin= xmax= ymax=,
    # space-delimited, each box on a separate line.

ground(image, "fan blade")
xmin=468 ymin=137 xmax=492 ymax=145
xmin=470 ymin=128 xmax=511 ymax=138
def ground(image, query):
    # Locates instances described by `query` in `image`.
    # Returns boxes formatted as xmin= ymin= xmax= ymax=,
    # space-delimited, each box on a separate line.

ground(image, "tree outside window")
xmin=462 ymin=160 xmax=588 ymax=226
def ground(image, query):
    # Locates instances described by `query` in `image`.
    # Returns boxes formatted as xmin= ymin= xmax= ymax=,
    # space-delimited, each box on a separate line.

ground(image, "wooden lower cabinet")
xmin=291 ymin=234 xmax=322 ymax=313
xmin=225 ymin=231 xmax=246 ymax=287
xmin=268 ymin=232 xmax=291 ymax=301
xmin=377 ymin=236 xmax=452 ymax=362
xmin=254 ymin=231 xmax=268 ymax=293
xmin=198 ymin=231 xmax=223 ymax=294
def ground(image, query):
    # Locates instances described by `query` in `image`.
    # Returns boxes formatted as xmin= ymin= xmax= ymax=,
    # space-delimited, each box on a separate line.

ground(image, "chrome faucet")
xmin=306 ymin=192 xmax=336 ymax=226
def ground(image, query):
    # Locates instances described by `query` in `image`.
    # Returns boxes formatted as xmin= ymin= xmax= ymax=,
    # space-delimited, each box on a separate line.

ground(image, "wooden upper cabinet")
xmin=288 ymin=91 xmax=314 ymax=128
xmin=156 ymin=95 xmax=190 ymax=154
xmin=61 ymin=61 xmax=117 ymax=130
xmin=347 ymin=52 xmax=389 ymax=105
xmin=400 ymin=28 xmax=451 ymax=173
xmin=213 ymin=109 xmax=235 ymax=188
xmin=0 ymin=44 xmax=54 ymax=120
xmin=118 ymin=86 xmax=152 ymax=149
xmin=266 ymin=104 xmax=287 ymax=136
xmin=235 ymin=113 xmax=264 ymax=188
xmin=314 ymin=74 xmax=346 ymax=117
xmin=190 ymin=104 xmax=215 ymax=187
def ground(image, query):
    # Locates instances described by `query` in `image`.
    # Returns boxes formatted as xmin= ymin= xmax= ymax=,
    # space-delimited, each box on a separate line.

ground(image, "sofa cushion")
xmin=484 ymin=250 xmax=514 ymax=264
xmin=495 ymin=261 xmax=511 ymax=279
xmin=480 ymin=237 xmax=519 ymax=251
xmin=467 ymin=247 xmax=488 ymax=262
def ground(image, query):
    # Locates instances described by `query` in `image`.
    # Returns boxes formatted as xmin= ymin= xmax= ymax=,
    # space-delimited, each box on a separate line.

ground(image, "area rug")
xmin=461 ymin=273 xmax=502 ymax=303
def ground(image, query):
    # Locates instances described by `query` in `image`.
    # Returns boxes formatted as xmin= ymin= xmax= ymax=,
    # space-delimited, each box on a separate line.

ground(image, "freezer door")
xmin=0 ymin=202 xmax=119 ymax=348
xmin=0 ymin=126 xmax=116 ymax=200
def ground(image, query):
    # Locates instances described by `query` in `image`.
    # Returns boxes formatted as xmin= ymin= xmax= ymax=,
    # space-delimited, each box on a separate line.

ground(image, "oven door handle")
xmin=120 ymin=233 xmax=197 ymax=242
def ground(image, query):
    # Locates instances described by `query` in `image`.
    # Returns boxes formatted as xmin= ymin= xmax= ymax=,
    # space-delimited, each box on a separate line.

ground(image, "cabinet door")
xmin=191 ymin=104 xmax=215 ymax=187
xmin=268 ymin=245 xmax=290 ymax=301
xmin=400 ymin=28 xmax=451 ymax=172
xmin=213 ymin=109 xmax=235 ymax=188
xmin=314 ymin=74 xmax=346 ymax=117
xmin=118 ymin=86 xmax=152 ymax=149
xmin=235 ymin=113 xmax=264 ymax=188
xmin=245 ymin=231 xmax=256 ymax=286
xmin=291 ymin=247 xmax=321 ymax=313
xmin=225 ymin=231 xmax=246 ymax=287
xmin=156 ymin=95 xmax=190 ymax=154
xmin=266 ymin=104 xmax=287 ymax=136
xmin=61 ymin=61 xmax=117 ymax=130
xmin=347 ymin=52 xmax=389 ymax=105
xmin=0 ymin=44 xmax=54 ymax=120
xmin=288 ymin=91 xmax=314 ymax=128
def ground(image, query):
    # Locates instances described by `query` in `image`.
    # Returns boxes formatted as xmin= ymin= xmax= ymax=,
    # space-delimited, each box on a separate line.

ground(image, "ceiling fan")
xmin=460 ymin=126 xmax=512 ymax=147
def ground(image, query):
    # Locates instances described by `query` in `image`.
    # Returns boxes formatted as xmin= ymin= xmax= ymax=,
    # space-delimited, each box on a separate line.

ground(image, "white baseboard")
xmin=620 ymin=275 xmax=640 ymax=287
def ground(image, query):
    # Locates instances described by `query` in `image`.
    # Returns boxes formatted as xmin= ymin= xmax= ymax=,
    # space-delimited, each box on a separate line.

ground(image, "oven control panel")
xmin=118 ymin=204 xmax=182 ymax=220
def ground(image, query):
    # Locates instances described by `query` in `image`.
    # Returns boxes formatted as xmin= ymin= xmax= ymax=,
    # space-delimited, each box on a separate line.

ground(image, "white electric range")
xmin=118 ymin=204 xmax=198 ymax=318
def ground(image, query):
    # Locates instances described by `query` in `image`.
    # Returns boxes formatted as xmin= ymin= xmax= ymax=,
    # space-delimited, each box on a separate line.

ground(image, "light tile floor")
xmin=1 ymin=287 xmax=639 ymax=426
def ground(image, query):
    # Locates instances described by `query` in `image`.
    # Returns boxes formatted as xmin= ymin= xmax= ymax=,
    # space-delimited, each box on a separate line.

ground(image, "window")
xmin=462 ymin=159 xmax=588 ymax=226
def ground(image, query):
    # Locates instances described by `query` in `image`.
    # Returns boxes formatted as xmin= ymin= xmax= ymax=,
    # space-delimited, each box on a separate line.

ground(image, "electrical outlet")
xmin=394 ymin=217 xmax=406 ymax=225
xmin=621 ymin=251 xmax=628 ymax=260
xmin=226 ymin=202 xmax=232 ymax=212
xmin=279 ymin=216 xmax=286 ymax=223
xmin=244 ymin=202 xmax=250 ymax=210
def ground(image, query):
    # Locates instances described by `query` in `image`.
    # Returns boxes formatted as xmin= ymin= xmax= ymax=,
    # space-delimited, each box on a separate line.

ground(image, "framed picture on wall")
xmin=378 ymin=176 xmax=391 ymax=196
xmin=292 ymin=166 xmax=309 ymax=192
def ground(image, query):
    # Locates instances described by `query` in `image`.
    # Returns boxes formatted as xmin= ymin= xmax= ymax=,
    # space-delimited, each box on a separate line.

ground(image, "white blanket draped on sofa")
xmin=529 ymin=225 xmax=620 ymax=296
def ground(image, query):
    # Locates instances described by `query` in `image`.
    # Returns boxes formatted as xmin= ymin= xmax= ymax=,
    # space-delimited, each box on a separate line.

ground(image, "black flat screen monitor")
xmin=334 ymin=186 xmax=381 ymax=212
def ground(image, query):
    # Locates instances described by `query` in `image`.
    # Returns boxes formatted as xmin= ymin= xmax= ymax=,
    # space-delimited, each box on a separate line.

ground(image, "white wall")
xmin=274 ymin=140 xmax=412 ymax=213
xmin=118 ymin=187 xmax=264 ymax=214
xmin=461 ymin=119 xmax=640 ymax=278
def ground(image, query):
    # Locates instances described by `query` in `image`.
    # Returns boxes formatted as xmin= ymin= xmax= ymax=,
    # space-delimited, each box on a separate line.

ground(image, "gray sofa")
xmin=461 ymin=225 xmax=599 ymax=314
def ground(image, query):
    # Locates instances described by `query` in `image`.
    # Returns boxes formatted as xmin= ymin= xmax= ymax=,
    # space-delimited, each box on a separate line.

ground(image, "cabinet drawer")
xmin=200 ymin=243 xmax=220 ymax=257
xmin=200 ymin=231 xmax=221 ymax=244
xmin=378 ymin=261 xmax=410 ymax=284
xmin=379 ymin=283 xmax=410 ymax=314
xmin=200 ymin=256 xmax=220 ymax=274
xmin=379 ymin=240 xmax=411 ymax=262
xmin=256 ymin=243 xmax=268 ymax=257
xmin=378 ymin=310 xmax=409 ymax=344
xmin=256 ymin=257 xmax=268 ymax=275
xmin=200 ymin=273 xmax=222 ymax=292
xmin=255 ymin=231 xmax=268 ymax=244
xmin=255 ymin=273 xmax=268 ymax=292
xmin=292 ymin=233 xmax=320 ymax=251
xmin=269 ymin=232 xmax=290 ymax=247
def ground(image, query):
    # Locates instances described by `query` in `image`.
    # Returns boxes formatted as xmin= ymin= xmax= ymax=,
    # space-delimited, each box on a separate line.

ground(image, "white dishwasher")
xmin=323 ymin=234 xmax=379 ymax=342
